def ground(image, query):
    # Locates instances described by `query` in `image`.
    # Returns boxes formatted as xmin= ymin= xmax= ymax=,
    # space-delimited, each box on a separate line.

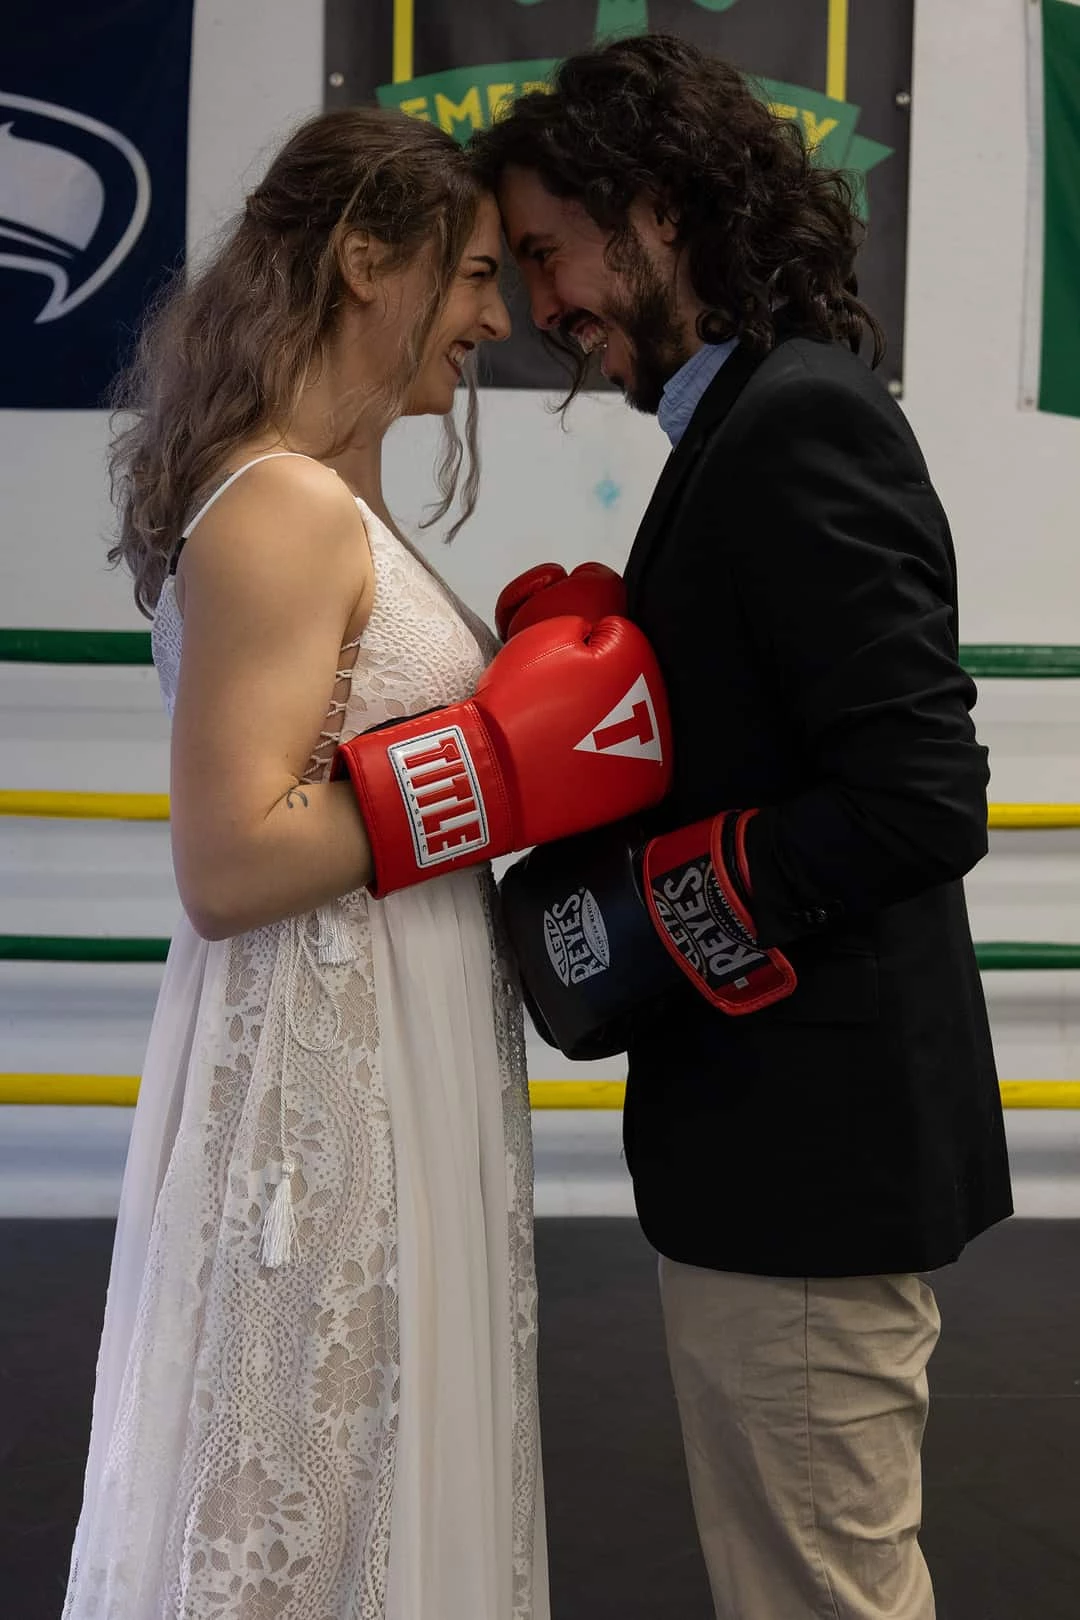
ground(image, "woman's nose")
xmin=484 ymin=287 xmax=512 ymax=343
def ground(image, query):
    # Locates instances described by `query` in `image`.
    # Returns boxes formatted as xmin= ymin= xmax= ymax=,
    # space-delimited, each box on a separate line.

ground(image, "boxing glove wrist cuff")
xmin=642 ymin=809 xmax=797 ymax=1015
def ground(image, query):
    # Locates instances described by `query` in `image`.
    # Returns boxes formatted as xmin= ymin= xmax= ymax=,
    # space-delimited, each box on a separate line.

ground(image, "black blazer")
xmin=622 ymin=334 xmax=1012 ymax=1277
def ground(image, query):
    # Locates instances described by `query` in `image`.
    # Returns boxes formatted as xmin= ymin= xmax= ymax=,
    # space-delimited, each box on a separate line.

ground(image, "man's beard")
xmin=605 ymin=234 xmax=689 ymax=414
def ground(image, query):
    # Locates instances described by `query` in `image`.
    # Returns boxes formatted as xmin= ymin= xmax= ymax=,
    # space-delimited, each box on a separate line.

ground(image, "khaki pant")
xmin=659 ymin=1259 xmax=941 ymax=1620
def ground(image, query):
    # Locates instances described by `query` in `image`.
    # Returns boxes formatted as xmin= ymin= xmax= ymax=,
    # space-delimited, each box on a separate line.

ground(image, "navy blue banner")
xmin=1 ymin=0 xmax=194 ymax=408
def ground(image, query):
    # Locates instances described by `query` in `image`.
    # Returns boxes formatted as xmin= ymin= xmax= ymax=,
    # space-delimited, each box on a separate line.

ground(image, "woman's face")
xmin=403 ymin=194 xmax=511 ymax=416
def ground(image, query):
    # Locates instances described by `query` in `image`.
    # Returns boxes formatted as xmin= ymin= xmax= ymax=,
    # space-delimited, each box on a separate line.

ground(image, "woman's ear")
xmin=338 ymin=229 xmax=379 ymax=304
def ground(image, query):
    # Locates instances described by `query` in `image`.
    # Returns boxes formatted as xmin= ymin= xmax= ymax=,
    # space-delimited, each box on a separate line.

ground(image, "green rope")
xmin=0 ymin=936 xmax=169 ymax=963
xmin=2 ymin=937 xmax=1079 ymax=970
xmin=3 ymin=632 xmax=1080 ymax=677
xmin=975 ymin=942 xmax=1080 ymax=971
xmin=959 ymin=644 xmax=1080 ymax=678
xmin=0 ymin=629 xmax=152 ymax=665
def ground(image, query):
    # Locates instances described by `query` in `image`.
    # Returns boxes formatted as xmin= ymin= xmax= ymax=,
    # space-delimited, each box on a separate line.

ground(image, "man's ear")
xmin=631 ymin=194 xmax=679 ymax=248
xmin=338 ymin=228 xmax=381 ymax=304
xmin=653 ymin=201 xmax=680 ymax=246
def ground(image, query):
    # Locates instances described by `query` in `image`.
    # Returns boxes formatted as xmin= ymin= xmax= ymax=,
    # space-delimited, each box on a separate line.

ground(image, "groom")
xmin=475 ymin=34 xmax=1012 ymax=1620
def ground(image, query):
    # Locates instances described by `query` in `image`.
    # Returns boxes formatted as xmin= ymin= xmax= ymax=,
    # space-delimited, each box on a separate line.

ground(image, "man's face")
xmin=497 ymin=166 xmax=694 ymax=413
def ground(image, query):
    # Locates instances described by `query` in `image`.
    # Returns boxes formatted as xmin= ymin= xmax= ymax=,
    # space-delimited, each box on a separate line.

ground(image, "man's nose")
xmin=528 ymin=282 xmax=564 ymax=334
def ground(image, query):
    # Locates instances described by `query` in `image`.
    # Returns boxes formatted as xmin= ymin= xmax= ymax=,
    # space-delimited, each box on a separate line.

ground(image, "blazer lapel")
xmin=624 ymin=341 xmax=770 ymax=605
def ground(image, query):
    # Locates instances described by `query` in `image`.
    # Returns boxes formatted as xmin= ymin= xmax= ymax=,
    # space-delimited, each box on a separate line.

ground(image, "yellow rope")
xmin=826 ymin=0 xmax=849 ymax=102
xmin=988 ymin=804 xmax=1080 ymax=829
xmin=0 ymin=1073 xmax=141 ymax=1107
xmin=998 ymin=1081 xmax=1080 ymax=1110
xmin=3 ymin=1075 xmax=1079 ymax=1111
xmin=4 ymin=793 xmax=1079 ymax=829
xmin=0 ymin=790 xmax=170 ymax=820
xmin=529 ymin=1081 xmax=627 ymax=1112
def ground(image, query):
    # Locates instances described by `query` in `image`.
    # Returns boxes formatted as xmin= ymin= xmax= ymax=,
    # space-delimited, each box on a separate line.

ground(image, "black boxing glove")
xmin=499 ymin=819 xmax=677 ymax=1060
xmin=499 ymin=810 xmax=797 ymax=1060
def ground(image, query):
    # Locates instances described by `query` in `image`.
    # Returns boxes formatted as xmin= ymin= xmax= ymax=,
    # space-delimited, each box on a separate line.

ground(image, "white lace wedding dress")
xmin=63 ymin=469 xmax=549 ymax=1620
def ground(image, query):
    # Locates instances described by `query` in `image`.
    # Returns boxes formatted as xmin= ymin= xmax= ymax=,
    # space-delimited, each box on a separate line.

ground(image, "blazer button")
xmin=794 ymin=907 xmax=830 ymax=929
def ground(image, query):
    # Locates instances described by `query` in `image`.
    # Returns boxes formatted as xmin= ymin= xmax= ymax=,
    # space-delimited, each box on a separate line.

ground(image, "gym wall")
xmin=1 ymin=0 xmax=1078 ymax=1214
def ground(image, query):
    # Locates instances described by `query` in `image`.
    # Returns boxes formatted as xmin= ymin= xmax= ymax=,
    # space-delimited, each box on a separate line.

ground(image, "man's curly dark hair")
xmin=471 ymin=33 xmax=885 ymax=390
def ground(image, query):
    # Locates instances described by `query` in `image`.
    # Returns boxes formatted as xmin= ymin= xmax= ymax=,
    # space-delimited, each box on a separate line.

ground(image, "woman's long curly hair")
xmin=111 ymin=108 xmax=485 ymax=617
xmin=472 ymin=33 xmax=884 ymax=399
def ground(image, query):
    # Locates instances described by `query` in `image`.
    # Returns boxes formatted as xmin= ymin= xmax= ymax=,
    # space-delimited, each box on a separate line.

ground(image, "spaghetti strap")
xmin=180 ymin=452 xmax=317 ymax=540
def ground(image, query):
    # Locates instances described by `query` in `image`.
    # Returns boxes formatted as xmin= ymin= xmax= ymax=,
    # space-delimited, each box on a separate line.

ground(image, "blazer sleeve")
xmin=724 ymin=366 xmax=990 ymax=948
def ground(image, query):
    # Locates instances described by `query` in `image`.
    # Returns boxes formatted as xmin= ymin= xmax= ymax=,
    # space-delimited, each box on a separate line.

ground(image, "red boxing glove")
xmin=333 ymin=614 xmax=672 ymax=896
xmin=495 ymin=561 xmax=626 ymax=641
xmin=642 ymin=810 xmax=797 ymax=1015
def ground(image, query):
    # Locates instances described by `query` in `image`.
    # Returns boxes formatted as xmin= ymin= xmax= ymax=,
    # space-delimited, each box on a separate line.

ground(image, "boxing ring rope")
xmin=1 ymin=1075 xmax=1078 ymax=1112
xmin=0 ymin=628 xmax=154 ymax=664
xmin=0 ymin=791 xmax=171 ymax=821
xmin=3 ymin=630 xmax=1080 ymax=675
xmin=3 ymin=792 xmax=1080 ymax=827
xmin=3 ymin=936 xmax=1079 ymax=972
xmin=3 ymin=632 xmax=1080 ymax=1108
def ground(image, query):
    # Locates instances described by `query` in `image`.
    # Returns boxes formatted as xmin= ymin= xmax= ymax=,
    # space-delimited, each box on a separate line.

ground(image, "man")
xmin=474 ymin=34 xmax=1012 ymax=1620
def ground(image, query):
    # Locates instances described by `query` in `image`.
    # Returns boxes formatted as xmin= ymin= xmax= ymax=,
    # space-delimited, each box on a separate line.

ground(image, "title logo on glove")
xmin=389 ymin=726 xmax=489 ymax=867
xmin=575 ymin=676 xmax=663 ymax=764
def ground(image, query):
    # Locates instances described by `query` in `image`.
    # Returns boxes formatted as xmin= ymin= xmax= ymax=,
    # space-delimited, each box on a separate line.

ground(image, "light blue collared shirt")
xmin=657 ymin=337 xmax=739 ymax=447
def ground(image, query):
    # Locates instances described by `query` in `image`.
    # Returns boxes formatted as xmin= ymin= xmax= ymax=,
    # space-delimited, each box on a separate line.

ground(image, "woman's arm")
xmin=169 ymin=457 xmax=375 ymax=940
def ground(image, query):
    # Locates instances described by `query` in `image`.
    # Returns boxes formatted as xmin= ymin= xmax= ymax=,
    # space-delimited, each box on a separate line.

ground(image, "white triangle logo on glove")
xmin=575 ymin=675 xmax=663 ymax=762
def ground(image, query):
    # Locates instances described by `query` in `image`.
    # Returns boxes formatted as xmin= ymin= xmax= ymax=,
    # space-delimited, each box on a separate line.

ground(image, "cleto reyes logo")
xmin=652 ymin=859 xmax=764 ymax=989
xmin=543 ymin=888 xmax=611 ymax=987
xmin=389 ymin=726 xmax=489 ymax=867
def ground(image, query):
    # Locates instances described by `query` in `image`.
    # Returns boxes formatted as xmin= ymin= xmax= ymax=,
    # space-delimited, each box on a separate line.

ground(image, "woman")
xmin=63 ymin=108 xmax=547 ymax=1620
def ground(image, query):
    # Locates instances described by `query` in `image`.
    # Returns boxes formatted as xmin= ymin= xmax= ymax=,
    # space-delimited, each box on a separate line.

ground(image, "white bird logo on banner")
xmin=0 ymin=92 xmax=151 ymax=323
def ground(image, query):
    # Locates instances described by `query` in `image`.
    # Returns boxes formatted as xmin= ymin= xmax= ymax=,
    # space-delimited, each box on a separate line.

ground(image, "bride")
xmin=62 ymin=106 xmax=550 ymax=1620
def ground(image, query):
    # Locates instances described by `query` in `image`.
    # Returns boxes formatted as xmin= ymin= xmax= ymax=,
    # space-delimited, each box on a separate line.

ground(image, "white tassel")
xmin=314 ymin=902 xmax=353 ymax=966
xmin=259 ymin=1160 xmax=301 ymax=1268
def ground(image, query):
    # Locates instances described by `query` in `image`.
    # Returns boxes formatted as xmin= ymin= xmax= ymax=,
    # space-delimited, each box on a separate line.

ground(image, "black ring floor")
xmin=2 ymin=1216 xmax=1077 ymax=1619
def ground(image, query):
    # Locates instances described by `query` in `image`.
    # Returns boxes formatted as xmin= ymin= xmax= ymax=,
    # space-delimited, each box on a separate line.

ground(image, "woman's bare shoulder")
xmin=178 ymin=453 xmax=371 ymax=606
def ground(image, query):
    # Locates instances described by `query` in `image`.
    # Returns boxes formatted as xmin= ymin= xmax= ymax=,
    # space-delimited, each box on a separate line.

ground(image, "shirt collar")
xmin=657 ymin=337 xmax=739 ymax=447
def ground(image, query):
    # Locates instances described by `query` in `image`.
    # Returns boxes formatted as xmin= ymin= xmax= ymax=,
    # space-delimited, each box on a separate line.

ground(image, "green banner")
xmin=1025 ymin=0 xmax=1080 ymax=418
xmin=328 ymin=1 xmax=914 ymax=389
xmin=375 ymin=66 xmax=889 ymax=210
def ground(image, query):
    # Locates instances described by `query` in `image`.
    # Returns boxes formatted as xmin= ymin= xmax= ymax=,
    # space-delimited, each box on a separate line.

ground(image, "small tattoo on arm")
xmin=286 ymin=788 xmax=309 ymax=810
